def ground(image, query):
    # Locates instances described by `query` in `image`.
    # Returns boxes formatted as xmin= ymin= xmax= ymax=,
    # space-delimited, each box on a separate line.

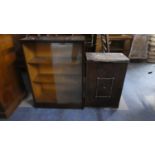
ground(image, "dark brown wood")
xmin=96 ymin=34 xmax=133 ymax=57
xmin=85 ymin=53 xmax=129 ymax=108
xmin=108 ymin=35 xmax=133 ymax=57
xmin=21 ymin=36 xmax=85 ymax=108
xmin=13 ymin=34 xmax=27 ymax=71
xmin=0 ymin=35 xmax=26 ymax=118
xmin=21 ymin=35 xmax=85 ymax=43
xmin=84 ymin=34 xmax=96 ymax=52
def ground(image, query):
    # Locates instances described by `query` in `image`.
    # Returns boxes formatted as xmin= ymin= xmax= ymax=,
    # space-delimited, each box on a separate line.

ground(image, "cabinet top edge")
xmin=20 ymin=36 xmax=85 ymax=43
xmin=86 ymin=52 xmax=129 ymax=63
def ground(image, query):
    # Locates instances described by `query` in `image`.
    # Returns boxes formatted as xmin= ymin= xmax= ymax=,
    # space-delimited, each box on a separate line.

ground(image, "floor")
xmin=3 ymin=62 xmax=155 ymax=121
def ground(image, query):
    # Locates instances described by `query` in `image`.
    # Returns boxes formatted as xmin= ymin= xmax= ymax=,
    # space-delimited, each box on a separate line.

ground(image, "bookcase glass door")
xmin=27 ymin=42 xmax=83 ymax=105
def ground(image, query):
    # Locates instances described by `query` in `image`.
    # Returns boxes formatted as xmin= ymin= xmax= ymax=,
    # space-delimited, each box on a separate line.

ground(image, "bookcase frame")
xmin=21 ymin=36 xmax=85 ymax=108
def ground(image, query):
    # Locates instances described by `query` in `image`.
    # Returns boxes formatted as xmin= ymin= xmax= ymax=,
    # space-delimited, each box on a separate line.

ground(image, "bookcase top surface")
xmin=20 ymin=36 xmax=85 ymax=43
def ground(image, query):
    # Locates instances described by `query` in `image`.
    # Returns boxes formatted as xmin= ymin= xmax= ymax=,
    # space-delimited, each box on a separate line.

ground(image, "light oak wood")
xmin=0 ymin=35 xmax=26 ymax=118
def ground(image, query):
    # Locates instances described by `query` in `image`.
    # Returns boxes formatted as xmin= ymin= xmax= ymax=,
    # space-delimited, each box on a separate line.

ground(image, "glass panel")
xmin=35 ymin=43 xmax=82 ymax=104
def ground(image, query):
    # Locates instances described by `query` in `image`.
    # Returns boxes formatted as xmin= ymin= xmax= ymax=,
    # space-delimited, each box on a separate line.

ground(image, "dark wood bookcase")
xmin=21 ymin=36 xmax=85 ymax=108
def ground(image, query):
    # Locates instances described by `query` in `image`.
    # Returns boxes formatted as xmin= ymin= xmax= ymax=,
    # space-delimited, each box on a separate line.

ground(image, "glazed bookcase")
xmin=21 ymin=36 xmax=85 ymax=108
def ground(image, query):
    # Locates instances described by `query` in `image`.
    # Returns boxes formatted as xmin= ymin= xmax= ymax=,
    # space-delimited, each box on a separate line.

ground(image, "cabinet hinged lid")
xmin=86 ymin=53 xmax=129 ymax=63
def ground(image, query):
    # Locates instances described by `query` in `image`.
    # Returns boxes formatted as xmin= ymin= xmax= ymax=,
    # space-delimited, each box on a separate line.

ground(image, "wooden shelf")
xmin=42 ymin=86 xmax=81 ymax=94
xmin=36 ymin=94 xmax=57 ymax=103
xmin=109 ymin=35 xmax=133 ymax=40
xmin=36 ymin=70 xmax=81 ymax=76
xmin=36 ymin=92 xmax=81 ymax=104
xmin=28 ymin=57 xmax=51 ymax=64
xmin=33 ymin=74 xmax=81 ymax=84
xmin=28 ymin=57 xmax=81 ymax=65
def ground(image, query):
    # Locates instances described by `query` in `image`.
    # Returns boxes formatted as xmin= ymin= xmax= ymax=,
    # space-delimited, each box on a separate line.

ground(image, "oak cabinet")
xmin=0 ymin=35 xmax=26 ymax=117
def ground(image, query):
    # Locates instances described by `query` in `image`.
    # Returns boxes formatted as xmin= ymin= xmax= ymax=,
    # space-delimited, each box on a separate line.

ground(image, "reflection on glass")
xmin=38 ymin=43 xmax=82 ymax=104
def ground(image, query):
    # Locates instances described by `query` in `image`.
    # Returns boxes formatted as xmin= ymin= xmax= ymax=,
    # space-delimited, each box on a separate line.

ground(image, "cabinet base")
xmin=34 ymin=102 xmax=84 ymax=109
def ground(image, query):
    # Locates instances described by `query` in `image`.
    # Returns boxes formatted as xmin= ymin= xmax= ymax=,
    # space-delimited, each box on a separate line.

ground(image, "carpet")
xmin=2 ymin=63 xmax=155 ymax=121
xmin=8 ymin=107 xmax=155 ymax=121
